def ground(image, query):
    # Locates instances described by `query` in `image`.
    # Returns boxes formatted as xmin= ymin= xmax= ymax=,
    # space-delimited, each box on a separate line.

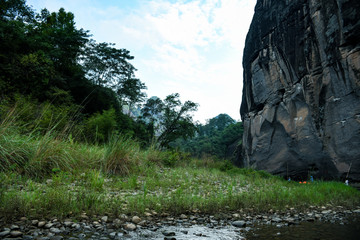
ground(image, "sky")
xmin=26 ymin=0 xmax=256 ymax=123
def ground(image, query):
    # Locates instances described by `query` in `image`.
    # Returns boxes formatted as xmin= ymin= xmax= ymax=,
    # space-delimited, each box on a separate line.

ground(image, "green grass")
xmin=0 ymin=105 xmax=359 ymax=221
xmin=1 ymin=165 xmax=359 ymax=221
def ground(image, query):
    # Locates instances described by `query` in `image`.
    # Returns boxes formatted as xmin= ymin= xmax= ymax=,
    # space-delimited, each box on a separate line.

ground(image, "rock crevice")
xmin=240 ymin=0 xmax=360 ymax=181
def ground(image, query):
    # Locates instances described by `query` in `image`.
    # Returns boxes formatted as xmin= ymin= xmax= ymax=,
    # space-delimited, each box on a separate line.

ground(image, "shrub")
xmin=83 ymin=108 xmax=117 ymax=143
xmin=103 ymin=135 xmax=140 ymax=175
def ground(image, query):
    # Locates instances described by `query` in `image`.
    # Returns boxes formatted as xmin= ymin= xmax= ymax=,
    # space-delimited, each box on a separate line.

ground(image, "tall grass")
xmin=0 ymin=98 xmax=359 ymax=221
xmin=103 ymin=135 xmax=141 ymax=175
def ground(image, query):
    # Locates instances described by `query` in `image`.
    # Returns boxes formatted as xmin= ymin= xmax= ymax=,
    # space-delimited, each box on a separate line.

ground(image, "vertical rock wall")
xmin=240 ymin=0 xmax=360 ymax=181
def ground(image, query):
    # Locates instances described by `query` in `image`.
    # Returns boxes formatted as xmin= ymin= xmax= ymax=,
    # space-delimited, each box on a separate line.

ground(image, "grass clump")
xmin=103 ymin=135 xmax=140 ymax=175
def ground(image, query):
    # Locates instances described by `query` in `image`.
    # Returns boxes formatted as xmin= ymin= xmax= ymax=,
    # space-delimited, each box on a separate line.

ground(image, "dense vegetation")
xmin=172 ymin=114 xmax=243 ymax=161
xmin=1 ymin=0 xmax=359 ymax=222
xmin=0 ymin=0 xmax=198 ymax=148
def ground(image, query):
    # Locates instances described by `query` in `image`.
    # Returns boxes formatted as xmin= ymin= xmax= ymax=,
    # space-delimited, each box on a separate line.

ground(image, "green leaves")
xmin=142 ymin=93 xmax=198 ymax=148
xmin=172 ymin=114 xmax=243 ymax=160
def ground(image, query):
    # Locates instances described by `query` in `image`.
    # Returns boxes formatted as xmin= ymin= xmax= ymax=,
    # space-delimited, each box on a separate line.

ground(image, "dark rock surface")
xmin=240 ymin=0 xmax=360 ymax=181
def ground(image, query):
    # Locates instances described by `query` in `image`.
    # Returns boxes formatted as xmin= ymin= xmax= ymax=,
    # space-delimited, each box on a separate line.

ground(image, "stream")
xmin=62 ymin=215 xmax=360 ymax=240
xmin=245 ymin=217 xmax=360 ymax=240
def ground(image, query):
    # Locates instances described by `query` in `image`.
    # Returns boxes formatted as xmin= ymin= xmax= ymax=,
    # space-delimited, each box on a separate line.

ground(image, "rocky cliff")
xmin=240 ymin=0 xmax=360 ymax=181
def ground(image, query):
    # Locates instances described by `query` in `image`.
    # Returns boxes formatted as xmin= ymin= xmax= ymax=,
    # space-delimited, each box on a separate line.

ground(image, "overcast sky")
xmin=26 ymin=0 xmax=256 ymax=123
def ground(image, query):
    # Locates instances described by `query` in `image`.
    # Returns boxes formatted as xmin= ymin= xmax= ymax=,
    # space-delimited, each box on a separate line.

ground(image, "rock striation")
xmin=240 ymin=0 xmax=360 ymax=181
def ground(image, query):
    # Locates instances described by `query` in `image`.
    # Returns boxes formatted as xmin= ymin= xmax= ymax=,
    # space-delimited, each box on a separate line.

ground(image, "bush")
xmin=83 ymin=108 xmax=117 ymax=143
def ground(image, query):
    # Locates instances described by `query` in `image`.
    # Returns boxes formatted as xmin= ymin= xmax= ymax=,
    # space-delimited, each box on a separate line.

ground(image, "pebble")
xmin=124 ymin=223 xmax=136 ymax=231
xmin=71 ymin=223 xmax=81 ymax=229
xmin=232 ymin=221 xmax=246 ymax=228
xmin=63 ymin=221 xmax=72 ymax=227
xmin=101 ymin=216 xmax=108 ymax=223
xmin=162 ymin=230 xmax=176 ymax=236
xmin=51 ymin=236 xmax=64 ymax=240
xmin=38 ymin=221 xmax=46 ymax=228
xmin=44 ymin=223 xmax=54 ymax=229
xmin=50 ymin=227 xmax=62 ymax=234
xmin=11 ymin=224 xmax=20 ymax=230
xmin=113 ymin=219 xmax=122 ymax=227
xmin=0 ymin=230 xmax=10 ymax=237
xmin=132 ymin=216 xmax=141 ymax=224
xmin=32 ymin=220 xmax=39 ymax=225
xmin=272 ymin=217 xmax=282 ymax=223
xmin=10 ymin=230 xmax=23 ymax=237
xmin=0 ymin=206 xmax=358 ymax=239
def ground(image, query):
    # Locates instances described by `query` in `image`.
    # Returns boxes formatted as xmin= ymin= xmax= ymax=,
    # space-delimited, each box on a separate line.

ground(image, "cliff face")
xmin=240 ymin=0 xmax=360 ymax=181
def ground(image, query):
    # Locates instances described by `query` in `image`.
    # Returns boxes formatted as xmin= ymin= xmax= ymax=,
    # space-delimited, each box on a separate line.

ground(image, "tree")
xmin=141 ymin=93 xmax=198 ymax=148
xmin=80 ymin=40 xmax=147 ymax=109
xmin=0 ymin=0 xmax=35 ymax=97
xmin=171 ymin=114 xmax=243 ymax=160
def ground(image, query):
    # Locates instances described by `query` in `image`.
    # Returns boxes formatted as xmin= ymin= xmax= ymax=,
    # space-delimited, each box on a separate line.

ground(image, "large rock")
xmin=240 ymin=0 xmax=360 ymax=181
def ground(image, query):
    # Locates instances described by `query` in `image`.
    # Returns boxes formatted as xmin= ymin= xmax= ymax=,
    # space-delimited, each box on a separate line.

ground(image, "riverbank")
xmin=1 ymin=204 xmax=359 ymax=239
xmin=1 ymin=166 xmax=360 ymax=239
xmin=1 ymin=165 xmax=359 ymax=220
xmin=1 ymin=127 xmax=360 ymax=239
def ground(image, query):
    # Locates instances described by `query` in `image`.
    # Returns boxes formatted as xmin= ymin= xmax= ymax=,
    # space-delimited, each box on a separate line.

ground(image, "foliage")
xmin=141 ymin=93 xmax=198 ymax=148
xmin=0 ymin=0 xmax=150 ymax=144
xmin=172 ymin=114 xmax=244 ymax=160
xmin=83 ymin=108 xmax=117 ymax=143
xmin=80 ymin=40 xmax=147 ymax=108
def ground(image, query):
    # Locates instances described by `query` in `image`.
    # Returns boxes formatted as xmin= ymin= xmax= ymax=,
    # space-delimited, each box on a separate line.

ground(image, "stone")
xmin=101 ymin=216 xmax=108 ymax=223
xmin=162 ymin=230 xmax=176 ymax=236
xmin=38 ymin=221 xmax=46 ymax=228
xmin=240 ymin=0 xmax=360 ymax=181
xmin=119 ymin=214 xmax=128 ymax=221
xmin=10 ymin=230 xmax=23 ymax=237
xmin=71 ymin=223 xmax=81 ymax=229
xmin=10 ymin=225 xmax=20 ymax=230
xmin=0 ymin=230 xmax=10 ymax=237
xmin=77 ymin=233 xmax=87 ymax=239
xmin=49 ymin=227 xmax=62 ymax=234
xmin=44 ymin=223 xmax=54 ymax=229
xmin=109 ymin=232 xmax=116 ymax=238
xmin=113 ymin=219 xmax=122 ymax=228
xmin=124 ymin=223 xmax=136 ymax=231
xmin=131 ymin=216 xmax=141 ymax=224
xmin=32 ymin=220 xmax=39 ymax=225
xmin=63 ymin=221 xmax=72 ymax=227
xmin=23 ymin=235 xmax=34 ymax=240
xmin=272 ymin=217 xmax=282 ymax=223
xmin=232 ymin=221 xmax=246 ymax=228
xmin=50 ymin=236 xmax=64 ymax=240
